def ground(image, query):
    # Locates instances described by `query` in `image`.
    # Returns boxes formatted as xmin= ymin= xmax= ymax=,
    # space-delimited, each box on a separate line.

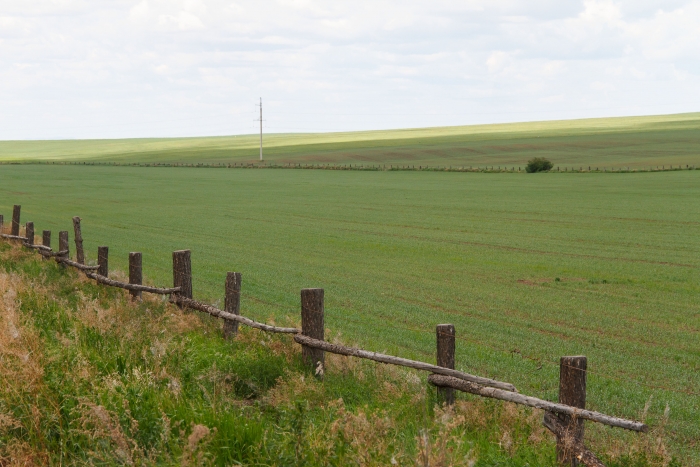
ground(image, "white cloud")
xmin=157 ymin=11 xmax=204 ymax=30
xmin=542 ymin=61 xmax=566 ymax=76
xmin=579 ymin=0 xmax=622 ymax=23
xmin=0 ymin=0 xmax=698 ymax=139
xmin=129 ymin=1 xmax=150 ymax=22
xmin=0 ymin=16 xmax=31 ymax=37
xmin=590 ymin=81 xmax=615 ymax=91
xmin=487 ymin=51 xmax=511 ymax=73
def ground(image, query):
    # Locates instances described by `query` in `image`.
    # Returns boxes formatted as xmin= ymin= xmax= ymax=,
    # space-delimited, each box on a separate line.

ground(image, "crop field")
xmin=1 ymin=112 xmax=700 ymax=168
xmin=0 ymin=164 xmax=698 ymax=460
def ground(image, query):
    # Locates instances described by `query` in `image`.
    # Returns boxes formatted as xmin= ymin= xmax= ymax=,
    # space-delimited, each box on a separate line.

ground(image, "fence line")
xmin=3 ymin=213 xmax=696 ymax=398
xmin=0 ymin=204 xmax=654 ymax=467
xmin=1 ymin=159 xmax=698 ymax=174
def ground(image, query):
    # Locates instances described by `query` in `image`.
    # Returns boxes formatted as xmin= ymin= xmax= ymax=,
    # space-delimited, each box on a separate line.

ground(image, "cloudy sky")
xmin=1 ymin=0 xmax=699 ymax=139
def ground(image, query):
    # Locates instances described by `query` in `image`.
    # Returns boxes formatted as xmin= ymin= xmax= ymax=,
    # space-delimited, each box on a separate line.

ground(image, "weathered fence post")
xmin=42 ymin=230 xmax=51 ymax=260
xmin=172 ymin=250 xmax=192 ymax=307
xmin=557 ymin=356 xmax=587 ymax=466
xmin=129 ymin=252 xmax=142 ymax=301
xmin=11 ymin=205 xmax=20 ymax=236
xmin=25 ymin=222 xmax=34 ymax=245
xmin=223 ymin=272 xmax=241 ymax=339
xmin=72 ymin=217 xmax=84 ymax=264
xmin=436 ymin=324 xmax=456 ymax=406
xmin=58 ymin=231 xmax=69 ymax=268
xmin=301 ymin=288 xmax=324 ymax=376
xmin=0 ymin=215 xmax=4 ymax=233
xmin=97 ymin=246 xmax=108 ymax=277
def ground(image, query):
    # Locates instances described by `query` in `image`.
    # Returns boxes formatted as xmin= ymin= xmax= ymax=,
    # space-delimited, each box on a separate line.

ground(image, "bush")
xmin=525 ymin=157 xmax=553 ymax=173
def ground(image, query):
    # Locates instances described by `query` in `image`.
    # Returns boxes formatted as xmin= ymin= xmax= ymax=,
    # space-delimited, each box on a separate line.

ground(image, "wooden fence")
xmin=0 ymin=204 xmax=649 ymax=467
xmin=1 ymin=159 xmax=698 ymax=173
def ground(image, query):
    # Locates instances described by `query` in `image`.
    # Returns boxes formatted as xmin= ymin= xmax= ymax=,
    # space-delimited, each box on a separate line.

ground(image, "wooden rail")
xmin=26 ymin=244 xmax=52 ymax=252
xmin=428 ymin=374 xmax=647 ymax=432
xmin=84 ymin=272 xmax=180 ymax=295
xmin=56 ymin=257 xmax=100 ymax=271
xmin=0 ymin=234 xmax=28 ymax=240
xmin=294 ymin=335 xmax=517 ymax=392
xmin=173 ymin=295 xmax=300 ymax=334
xmin=44 ymin=249 xmax=69 ymax=257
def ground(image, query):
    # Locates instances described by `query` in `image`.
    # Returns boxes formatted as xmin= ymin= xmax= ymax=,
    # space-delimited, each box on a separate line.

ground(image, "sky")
xmin=1 ymin=0 xmax=699 ymax=140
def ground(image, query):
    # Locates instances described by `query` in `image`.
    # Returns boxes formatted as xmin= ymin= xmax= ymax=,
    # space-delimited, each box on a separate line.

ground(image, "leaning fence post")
xmin=172 ymin=250 xmax=192 ymax=307
xmin=25 ymin=222 xmax=34 ymax=245
xmin=129 ymin=252 xmax=142 ymax=301
xmin=557 ymin=356 xmax=587 ymax=466
xmin=11 ymin=205 xmax=20 ymax=236
xmin=98 ymin=246 xmax=108 ymax=277
xmin=41 ymin=230 xmax=51 ymax=260
xmin=223 ymin=272 xmax=241 ymax=339
xmin=301 ymin=288 xmax=325 ymax=376
xmin=58 ymin=231 xmax=69 ymax=268
xmin=436 ymin=324 xmax=456 ymax=406
xmin=72 ymin=217 xmax=84 ymax=264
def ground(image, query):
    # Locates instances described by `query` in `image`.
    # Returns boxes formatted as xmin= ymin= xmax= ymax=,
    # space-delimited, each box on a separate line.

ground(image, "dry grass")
xmin=0 ymin=270 xmax=50 ymax=466
xmin=72 ymin=401 xmax=140 ymax=464
xmin=588 ymin=402 xmax=676 ymax=467
xmin=181 ymin=424 xmax=212 ymax=466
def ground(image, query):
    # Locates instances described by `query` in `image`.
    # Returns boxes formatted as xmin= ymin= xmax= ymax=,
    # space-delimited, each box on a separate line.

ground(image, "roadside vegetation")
xmin=0 ymin=242 xmax=678 ymax=465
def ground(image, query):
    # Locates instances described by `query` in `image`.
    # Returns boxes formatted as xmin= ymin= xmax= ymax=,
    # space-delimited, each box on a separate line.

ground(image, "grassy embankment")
xmin=1 ymin=112 xmax=700 ymax=168
xmin=2 ymin=239 xmax=677 ymax=465
xmin=0 ymin=166 xmax=697 ymax=462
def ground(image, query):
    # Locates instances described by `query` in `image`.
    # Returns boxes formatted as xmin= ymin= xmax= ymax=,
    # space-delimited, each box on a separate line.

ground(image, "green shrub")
xmin=526 ymin=157 xmax=553 ymax=173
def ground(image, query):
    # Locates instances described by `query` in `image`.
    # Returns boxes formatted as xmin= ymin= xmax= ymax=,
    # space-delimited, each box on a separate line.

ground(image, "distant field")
xmin=0 ymin=165 xmax=698 ymax=461
xmin=1 ymin=112 xmax=700 ymax=168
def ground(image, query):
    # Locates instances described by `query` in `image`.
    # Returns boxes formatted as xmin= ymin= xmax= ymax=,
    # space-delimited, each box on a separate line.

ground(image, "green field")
xmin=1 ymin=165 xmax=698 ymax=461
xmin=1 ymin=112 xmax=700 ymax=168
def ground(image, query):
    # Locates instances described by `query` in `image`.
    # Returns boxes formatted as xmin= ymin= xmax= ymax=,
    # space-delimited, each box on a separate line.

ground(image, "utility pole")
xmin=258 ymin=98 xmax=263 ymax=161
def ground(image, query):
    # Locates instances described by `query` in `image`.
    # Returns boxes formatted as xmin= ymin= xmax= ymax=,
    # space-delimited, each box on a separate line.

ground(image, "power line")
xmin=256 ymin=98 xmax=263 ymax=161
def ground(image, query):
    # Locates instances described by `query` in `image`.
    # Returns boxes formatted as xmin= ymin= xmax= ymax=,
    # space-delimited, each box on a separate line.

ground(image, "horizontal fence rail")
xmin=84 ymin=272 xmax=181 ymax=295
xmin=42 ymin=249 xmax=69 ymax=258
xmin=25 ymin=243 xmax=52 ymax=252
xmin=427 ymin=375 xmax=647 ymax=432
xmin=0 ymin=233 xmax=29 ymax=241
xmin=57 ymin=257 xmax=100 ymax=271
xmin=0 ymin=204 xmax=651 ymax=467
xmin=294 ymin=335 xmax=516 ymax=392
xmin=174 ymin=295 xmax=301 ymax=334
